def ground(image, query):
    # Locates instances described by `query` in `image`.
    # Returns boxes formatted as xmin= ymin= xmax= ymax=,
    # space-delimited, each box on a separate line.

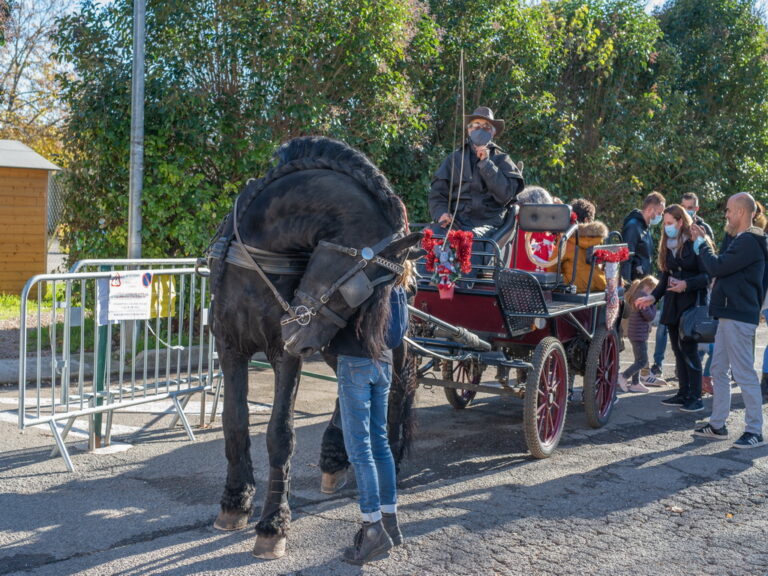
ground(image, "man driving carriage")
xmin=428 ymin=106 xmax=524 ymax=238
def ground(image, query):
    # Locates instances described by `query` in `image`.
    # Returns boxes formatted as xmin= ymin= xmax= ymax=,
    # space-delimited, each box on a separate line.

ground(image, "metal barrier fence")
xmin=18 ymin=258 xmax=221 ymax=472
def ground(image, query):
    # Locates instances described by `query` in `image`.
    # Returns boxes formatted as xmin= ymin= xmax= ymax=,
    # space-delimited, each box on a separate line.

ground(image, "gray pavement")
xmin=1 ymin=326 xmax=768 ymax=576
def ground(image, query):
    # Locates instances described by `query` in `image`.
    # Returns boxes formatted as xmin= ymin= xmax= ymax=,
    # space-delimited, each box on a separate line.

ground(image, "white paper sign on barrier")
xmin=106 ymin=272 xmax=153 ymax=321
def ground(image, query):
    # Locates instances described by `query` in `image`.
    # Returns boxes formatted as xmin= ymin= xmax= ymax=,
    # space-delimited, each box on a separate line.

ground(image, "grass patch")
xmin=0 ymin=293 xmax=23 ymax=321
xmin=28 ymin=316 xmax=196 ymax=356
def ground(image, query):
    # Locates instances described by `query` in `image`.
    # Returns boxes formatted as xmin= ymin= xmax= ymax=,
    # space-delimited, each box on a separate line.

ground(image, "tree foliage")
xmin=51 ymin=0 xmax=768 ymax=261
xmin=0 ymin=0 xmax=71 ymax=160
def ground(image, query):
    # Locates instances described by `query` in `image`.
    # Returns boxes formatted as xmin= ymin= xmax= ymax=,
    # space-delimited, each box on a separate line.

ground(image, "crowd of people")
xmin=337 ymin=104 xmax=768 ymax=565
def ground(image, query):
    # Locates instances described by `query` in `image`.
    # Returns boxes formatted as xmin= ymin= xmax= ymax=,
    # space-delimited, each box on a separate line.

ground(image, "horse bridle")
xmin=282 ymin=235 xmax=405 ymax=328
xmin=229 ymin=196 xmax=405 ymax=329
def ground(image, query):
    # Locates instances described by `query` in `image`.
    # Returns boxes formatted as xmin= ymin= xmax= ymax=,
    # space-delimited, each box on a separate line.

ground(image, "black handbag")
xmin=680 ymin=292 xmax=718 ymax=343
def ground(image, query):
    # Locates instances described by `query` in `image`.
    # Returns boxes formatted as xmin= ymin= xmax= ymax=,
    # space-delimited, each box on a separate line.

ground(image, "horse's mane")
xmin=234 ymin=136 xmax=405 ymax=231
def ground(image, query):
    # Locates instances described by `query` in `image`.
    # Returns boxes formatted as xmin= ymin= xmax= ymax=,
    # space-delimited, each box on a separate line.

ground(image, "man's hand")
xmin=475 ymin=146 xmax=489 ymax=161
xmin=438 ymin=213 xmax=452 ymax=228
xmin=690 ymin=222 xmax=705 ymax=240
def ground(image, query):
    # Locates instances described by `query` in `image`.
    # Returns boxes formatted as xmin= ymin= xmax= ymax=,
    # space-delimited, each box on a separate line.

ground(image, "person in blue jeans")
xmin=328 ymin=281 xmax=409 ymax=565
xmin=762 ymin=308 xmax=768 ymax=399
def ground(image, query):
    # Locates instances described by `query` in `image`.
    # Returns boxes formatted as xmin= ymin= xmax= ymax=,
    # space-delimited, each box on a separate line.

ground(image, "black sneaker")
xmin=693 ymin=423 xmax=728 ymax=440
xmin=660 ymin=395 xmax=685 ymax=406
xmin=679 ymin=398 xmax=704 ymax=413
xmin=732 ymin=432 xmax=765 ymax=449
xmin=651 ymin=364 xmax=663 ymax=378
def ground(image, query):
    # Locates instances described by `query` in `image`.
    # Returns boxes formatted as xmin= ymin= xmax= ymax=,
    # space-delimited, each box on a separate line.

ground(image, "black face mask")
xmin=469 ymin=129 xmax=492 ymax=147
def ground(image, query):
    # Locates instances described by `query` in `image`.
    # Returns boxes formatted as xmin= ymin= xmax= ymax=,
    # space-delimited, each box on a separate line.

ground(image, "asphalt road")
xmin=1 ymin=325 xmax=767 ymax=576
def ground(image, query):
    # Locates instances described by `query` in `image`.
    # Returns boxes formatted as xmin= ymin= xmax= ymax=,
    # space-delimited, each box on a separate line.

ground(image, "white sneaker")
xmin=618 ymin=373 xmax=629 ymax=392
xmin=629 ymin=382 xmax=650 ymax=393
xmin=641 ymin=374 xmax=667 ymax=387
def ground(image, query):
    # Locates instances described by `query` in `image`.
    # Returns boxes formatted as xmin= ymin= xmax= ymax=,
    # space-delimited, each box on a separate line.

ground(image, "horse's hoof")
xmin=252 ymin=534 xmax=287 ymax=559
xmin=320 ymin=469 xmax=347 ymax=494
xmin=213 ymin=509 xmax=250 ymax=531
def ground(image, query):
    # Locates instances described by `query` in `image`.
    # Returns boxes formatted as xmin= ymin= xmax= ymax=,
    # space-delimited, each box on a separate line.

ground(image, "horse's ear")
xmin=381 ymin=232 xmax=424 ymax=259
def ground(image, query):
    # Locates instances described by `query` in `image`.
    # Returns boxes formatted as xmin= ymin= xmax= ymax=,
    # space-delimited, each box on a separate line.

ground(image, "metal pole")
xmin=127 ymin=0 xmax=146 ymax=259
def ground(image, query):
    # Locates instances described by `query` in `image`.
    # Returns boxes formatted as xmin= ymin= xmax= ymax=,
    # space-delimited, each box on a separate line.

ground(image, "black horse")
xmin=207 ymin=136 xmax=421 ymax=559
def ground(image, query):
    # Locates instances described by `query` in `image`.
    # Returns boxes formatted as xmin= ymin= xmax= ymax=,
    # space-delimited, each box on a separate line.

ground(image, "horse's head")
xmin=281 ymin=232 xmax=422 ymax=358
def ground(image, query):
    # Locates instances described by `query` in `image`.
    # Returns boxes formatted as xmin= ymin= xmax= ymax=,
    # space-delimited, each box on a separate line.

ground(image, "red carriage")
xmin=408 ymin=203 xmax=629 ymax=458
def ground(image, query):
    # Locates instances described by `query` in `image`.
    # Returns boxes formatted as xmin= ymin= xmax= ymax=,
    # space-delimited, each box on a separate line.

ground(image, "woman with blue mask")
xmin=636 ymin=204 xmax=711 ymax=413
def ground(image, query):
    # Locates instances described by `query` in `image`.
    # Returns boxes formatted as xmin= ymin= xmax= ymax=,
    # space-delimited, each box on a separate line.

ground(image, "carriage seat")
xmin=514 ymin=204 xmax=576 ymax=290
xmin=487 ymin=204 xmax=520 ymax=252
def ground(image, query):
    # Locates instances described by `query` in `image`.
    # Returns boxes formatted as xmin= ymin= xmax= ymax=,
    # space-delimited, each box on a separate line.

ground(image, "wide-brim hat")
xmin=464 ymin=106 xmax=504 ymax=137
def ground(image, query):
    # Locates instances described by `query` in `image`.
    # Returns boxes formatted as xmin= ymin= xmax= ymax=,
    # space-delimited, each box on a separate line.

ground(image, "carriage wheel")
xmin=441 ymin=359 xmax=481 ymax=409
xmin=583 ymin=328 xmax=619 ymax=428
xmin=523 ymin=337 xmax=569 ymax=459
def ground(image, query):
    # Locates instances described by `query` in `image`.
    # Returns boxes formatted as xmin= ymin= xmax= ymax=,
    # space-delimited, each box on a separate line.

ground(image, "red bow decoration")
xmin=422 ymin=228 xmax=474 ymax=299
xmin=593 ymin=246 xmax=629 ymax=263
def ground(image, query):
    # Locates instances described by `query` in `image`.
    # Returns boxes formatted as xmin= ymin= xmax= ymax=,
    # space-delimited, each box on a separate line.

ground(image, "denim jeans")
xmin=653 ymin=322 xmax=668 ymax=367
xmin=337 ymin=355 xmax=396 ymax=520
xmin=763 ymin=311 xmax=768 ymax=374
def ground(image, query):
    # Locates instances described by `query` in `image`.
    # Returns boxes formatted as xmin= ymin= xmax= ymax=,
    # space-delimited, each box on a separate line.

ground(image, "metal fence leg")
xmin=104 ymin=408 xmax=114 ymax=446
xmin=50 ymin=416 xmax=77 ymax=457
xmin=49 ymin=420 xmax=75 ymax=472
xmin=168 ymin=393 xmax=192 ymax=430
xmin=171 ymin=396 xmax=195 ymax=441
xmin=210 ymin=373 xmax=224 ymax=425
xmin=198 ymin=387 xmax=207 ymax=428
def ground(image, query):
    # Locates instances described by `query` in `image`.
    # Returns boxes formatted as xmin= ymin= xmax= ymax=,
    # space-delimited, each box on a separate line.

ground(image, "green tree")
xmin=646 ymin=0 xmax=768 ymax=221
xmin=56 ymin=0 xmax=438 ymax=261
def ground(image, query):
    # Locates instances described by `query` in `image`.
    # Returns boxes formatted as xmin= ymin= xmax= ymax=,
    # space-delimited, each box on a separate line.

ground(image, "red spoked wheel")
xmin=441 ymin=359 xmax=481 ymax=409
xmin=583 ymin=328 xmax=619 ymax=428
xmin=523 ymin=337 xmax=569 ymax=459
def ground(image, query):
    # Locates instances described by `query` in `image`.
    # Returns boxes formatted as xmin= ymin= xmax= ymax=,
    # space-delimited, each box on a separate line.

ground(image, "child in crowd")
xmin=620 ymin=276 xmax=667 ymax=392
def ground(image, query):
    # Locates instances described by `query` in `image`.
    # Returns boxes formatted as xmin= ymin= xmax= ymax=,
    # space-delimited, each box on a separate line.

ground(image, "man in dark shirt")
xmin=620 ymin=191 xmax=666 ymax=284
xmin=680 ymin=192 xmax=714 ymax=239
xmin=691 ymin=192 xmax=768 ymax=448
xmin=429 ymin=106 xmax=524 ymax=238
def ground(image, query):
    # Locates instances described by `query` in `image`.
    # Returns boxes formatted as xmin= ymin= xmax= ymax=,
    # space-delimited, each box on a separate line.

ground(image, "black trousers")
xmin=668 ymin=322 xmax=702 ymax=401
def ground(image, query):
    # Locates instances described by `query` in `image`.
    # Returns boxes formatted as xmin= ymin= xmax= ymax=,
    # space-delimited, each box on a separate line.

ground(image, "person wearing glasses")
xmin=428 ymin=106 xmax=524 ymax=238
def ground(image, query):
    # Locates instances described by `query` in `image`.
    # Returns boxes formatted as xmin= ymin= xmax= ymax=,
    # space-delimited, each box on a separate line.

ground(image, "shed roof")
xmin=0 ymin=140 xmax=60 ymax=171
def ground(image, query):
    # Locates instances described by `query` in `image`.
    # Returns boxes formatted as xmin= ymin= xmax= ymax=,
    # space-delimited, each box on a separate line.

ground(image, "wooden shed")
xmin=0 ymin=140 xmax=60 ymax=294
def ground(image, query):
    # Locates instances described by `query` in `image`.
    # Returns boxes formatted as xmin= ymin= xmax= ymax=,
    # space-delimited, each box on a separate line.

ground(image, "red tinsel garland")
xmin=593 ymin=246 xmax=630 ymax=263
xmin=421 ymin=228 xmax=473 ymax=274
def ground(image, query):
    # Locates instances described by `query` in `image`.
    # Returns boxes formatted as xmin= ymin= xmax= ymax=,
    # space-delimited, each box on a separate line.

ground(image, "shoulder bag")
xmin=680 ymin=290 xmax=717 ymax=343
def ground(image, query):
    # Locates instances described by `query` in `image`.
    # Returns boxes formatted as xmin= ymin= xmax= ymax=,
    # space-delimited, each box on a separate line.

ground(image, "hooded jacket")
xmin=620 ymin=209 xmax=654 ymax=283
xmin=697 ymin=226 xmax=768 ymax=324
xmin=429 ymin=141 xmax=524 ymax=231
xmin=561 ymin=220 xmax=608 ymax=292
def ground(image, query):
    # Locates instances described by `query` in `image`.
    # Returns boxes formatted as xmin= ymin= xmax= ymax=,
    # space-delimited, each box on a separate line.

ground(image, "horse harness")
xmin=213 ymin=196 xmax=405 ymax=329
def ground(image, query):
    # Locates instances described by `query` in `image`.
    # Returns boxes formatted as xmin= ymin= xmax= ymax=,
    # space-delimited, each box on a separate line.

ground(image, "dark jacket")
xmin=627 ymin=289 xmax=656 ymax=342
xmin=429 ymin=141 xmax=523 ymax=231
xmin=697 ymin=226 xmax=768 ymax=325
xmin=650 ymin=238 xmax=709 ymax=326
xmin=620 ymin=209 xmax=654 ymax=283
xmin=694 ymin=215 xmax=714 ymax=240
